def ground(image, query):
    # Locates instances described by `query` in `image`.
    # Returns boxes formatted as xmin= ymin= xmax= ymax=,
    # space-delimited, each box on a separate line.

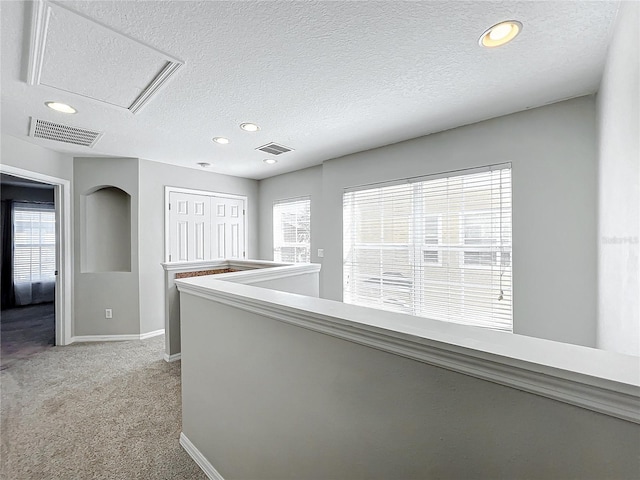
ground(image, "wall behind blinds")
xmin=321 ymin=97 xmax=597 ymax=347
xmin=596 ymin=1 xmax=639 ymax=356
xmin=344 ymin=165 xmax=512 ymax=330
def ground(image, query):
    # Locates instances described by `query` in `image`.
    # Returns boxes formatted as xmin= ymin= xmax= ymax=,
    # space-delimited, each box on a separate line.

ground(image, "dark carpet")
xmin=1 ymin=303 xmax=55 ymax=370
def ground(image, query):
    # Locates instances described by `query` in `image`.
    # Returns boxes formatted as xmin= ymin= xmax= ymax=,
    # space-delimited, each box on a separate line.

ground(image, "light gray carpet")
xmin=0 ymin=335 xmax=207 ymax=479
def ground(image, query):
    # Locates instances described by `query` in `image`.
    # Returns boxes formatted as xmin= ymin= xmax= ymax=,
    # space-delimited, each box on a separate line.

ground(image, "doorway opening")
xmin=0 ymin=165 xmax=72 ymax=368
xmin=1 ymin=174 xmax=56 ymax=368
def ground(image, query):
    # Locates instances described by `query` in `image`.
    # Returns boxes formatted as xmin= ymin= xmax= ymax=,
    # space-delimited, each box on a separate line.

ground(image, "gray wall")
xmin=1 ymin=135 xmax=74 ymax=181
xmin=258 ymin=164 xmax=323 ymax=263
xmin=138 ymin=159 xmax=259 ymax=334
xmin=74 ymin=157 xmax=140 ymax=336
xmin=181 ymin=293 xmax=640 ymax=480
xmin=0 ymin=139 xmax=260 ymax=337
xmin=597 ymin=1 xmax=639 ymax=356
xmin=259 ymin=97 xmax=598 ymax=347
xmin=1 ymin=135 xmax=74 ymax=318
xmin=83 ymin=187 xmax=132 ymax=273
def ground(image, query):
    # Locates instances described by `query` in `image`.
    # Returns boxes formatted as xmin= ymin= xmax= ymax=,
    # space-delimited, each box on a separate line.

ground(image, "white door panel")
xmin=168 ymin=192 xmax=211 ymax=262
xmin=212 ymin=196 xmax=245 ymax=259
xmin=168 ymin=191 xmax=245 ymax=262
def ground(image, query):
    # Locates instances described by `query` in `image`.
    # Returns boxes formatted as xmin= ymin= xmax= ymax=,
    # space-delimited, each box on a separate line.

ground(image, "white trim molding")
xmin=0 ymin=164 xmax=73 ymax=346
xmin=180 ymin=432 xmax=225 ymax=480
xmin=71 ymin=334 xmax=140 ymax=343
xmin=71 ymin=330 xmax=164 ymax=344
xmin=176 ymin=277 xmax=640 ymax=424
xmin=140 ymin=329 xmax=165 ymax=340
xmin=161 ymin=258 xmax=287 ymax=272
xmin=163 ymin=353 xmax=182 ymax=363
xmin=128 ymin=62 xmax=183 ymax=114
xmin=223 ymin=263 xmax=321 ymax=285
xmin=27 ymin=0 xmax=50 ymax=86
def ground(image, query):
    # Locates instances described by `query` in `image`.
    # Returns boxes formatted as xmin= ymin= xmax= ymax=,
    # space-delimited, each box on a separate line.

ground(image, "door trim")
xmin=164 ymin=186 xmax=248 ymax=262
xmin=0 ymin=164 xmax=73 ymax=346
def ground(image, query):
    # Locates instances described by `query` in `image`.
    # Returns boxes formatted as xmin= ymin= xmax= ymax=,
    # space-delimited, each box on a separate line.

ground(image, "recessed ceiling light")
xmin=45 ymin=102 xmax=77 ymax=114
xmin=212 ymin=137 xmax=230 ymax=144
xmin=479 ymin=20 xmax=522 ymax=48
xmin=197 ymin=162 xmax=211 ymax=168
xmin=263 ymin=158 xmax=277 ymax=165
xmin=240 ymin=122 xmax=260 ymax=132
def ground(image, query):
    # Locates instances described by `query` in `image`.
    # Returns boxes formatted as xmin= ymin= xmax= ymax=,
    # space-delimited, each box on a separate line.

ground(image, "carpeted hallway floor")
xmin=1 ymin=303 xmax=56 ymax=371
xmin=0 ymin=335 xmax=206 ymax=479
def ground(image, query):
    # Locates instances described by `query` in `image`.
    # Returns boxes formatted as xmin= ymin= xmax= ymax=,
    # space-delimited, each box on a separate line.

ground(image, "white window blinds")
xmin=273 ymin=197 xmax=311 ymax=263
xmin=343 ymin=164 xmax=512 ymax=331
xmin=13 ymin=204 xmax=56 ymax=284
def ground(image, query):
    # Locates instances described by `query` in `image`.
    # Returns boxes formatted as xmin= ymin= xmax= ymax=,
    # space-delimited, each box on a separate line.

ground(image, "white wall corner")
xmin=163 ymin=353 xmax=182 ymax=363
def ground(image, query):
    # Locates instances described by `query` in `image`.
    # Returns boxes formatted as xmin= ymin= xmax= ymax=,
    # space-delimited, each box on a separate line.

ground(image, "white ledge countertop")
xmin=175 ymin=274 xmax=640 ymax=424
xmin=161 ymin=258 xmax=291 ymax=271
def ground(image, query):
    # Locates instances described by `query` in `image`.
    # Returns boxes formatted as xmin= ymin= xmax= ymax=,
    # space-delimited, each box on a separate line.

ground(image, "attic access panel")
xmin=28 ymin=1 xmax=183 ymax=114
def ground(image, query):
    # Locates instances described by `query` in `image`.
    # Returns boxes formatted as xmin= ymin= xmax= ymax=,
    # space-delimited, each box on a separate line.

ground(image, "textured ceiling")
xmin=0 ymin=1 xmax=620 ymax=179
xmin=39 ymin=3 xmax=174 ymax=108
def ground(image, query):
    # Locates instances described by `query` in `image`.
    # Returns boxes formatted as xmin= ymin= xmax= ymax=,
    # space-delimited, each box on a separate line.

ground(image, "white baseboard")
xmin=180 ymin=432 xmax=224 ymax=480
xmin=71 ymin=330 xmax=165 ymax=344
xmin=140 ymin=329 xmax=165 ymax=340
xmin=163 ymin=352 xmax=182 ymax=362
xmin=71 ymin=334 xmax=140 ymax=343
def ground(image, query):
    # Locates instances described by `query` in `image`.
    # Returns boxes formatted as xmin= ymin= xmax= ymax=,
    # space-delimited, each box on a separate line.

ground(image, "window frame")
xmin=12 ymin=202 xmax=56 ymax=284
xmin=343 ymin=163 xmax=512 ymax=332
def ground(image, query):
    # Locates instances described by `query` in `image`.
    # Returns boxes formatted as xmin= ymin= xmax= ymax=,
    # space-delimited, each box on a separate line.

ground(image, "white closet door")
xmin=212 ymin=196 xmax=245 ymax=259
xmin=168 ymin=192 xmax=211 ymax=262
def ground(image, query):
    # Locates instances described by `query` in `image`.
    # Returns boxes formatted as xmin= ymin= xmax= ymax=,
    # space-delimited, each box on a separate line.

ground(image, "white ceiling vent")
xmin=256 ymin=143 xmax=294 ymax=155
xmin=30 ymin=117 xmax=103 ymax=147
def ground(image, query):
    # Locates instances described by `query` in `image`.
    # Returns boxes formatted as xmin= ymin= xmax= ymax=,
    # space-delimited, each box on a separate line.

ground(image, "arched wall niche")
xmin=82 ymin=185 xmax=132 ymax=273
xmin=83 ymin=184 xmax=133 ymax=196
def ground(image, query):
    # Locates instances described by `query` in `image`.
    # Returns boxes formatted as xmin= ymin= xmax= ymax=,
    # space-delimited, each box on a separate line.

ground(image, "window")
xmin=343 ymin=164 xmax=512 ymax=331
xmin=273 ymin=197 xmax=311 ymax=263
xmin=423 ymin=215 xmax=441 ymax=264
xmin=462 ymin=212 xmax=498 ymax=267
xmin=13 ymin=204 xmax=56 ymax=284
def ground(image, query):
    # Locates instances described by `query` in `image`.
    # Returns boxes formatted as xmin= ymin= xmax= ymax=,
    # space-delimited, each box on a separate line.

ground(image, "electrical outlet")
xmin=317 ymin=249 xmax=324 ymax=258
xmin=105 ymin=309 xmax=113 ymax=319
